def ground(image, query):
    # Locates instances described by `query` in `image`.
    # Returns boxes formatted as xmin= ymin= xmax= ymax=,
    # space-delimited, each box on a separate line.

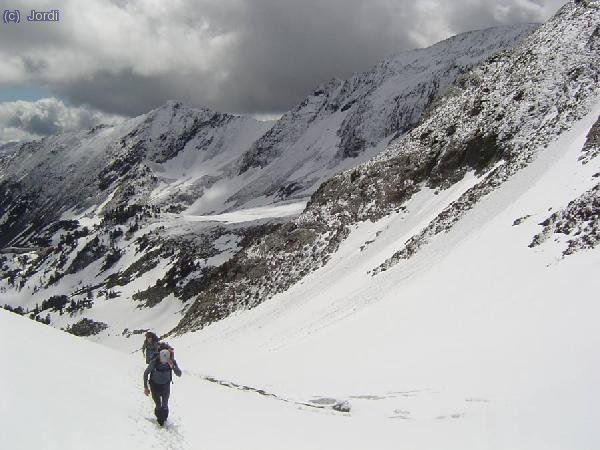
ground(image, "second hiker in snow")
xmin=143 ymin=345 xmax=182 ymax=425
xmin=142 ymin=331 xmax=160 ymax=364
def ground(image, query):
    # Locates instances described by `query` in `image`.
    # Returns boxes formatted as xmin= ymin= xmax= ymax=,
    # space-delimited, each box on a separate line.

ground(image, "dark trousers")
xmin=150 ymin=381 xmax=171 ymax=423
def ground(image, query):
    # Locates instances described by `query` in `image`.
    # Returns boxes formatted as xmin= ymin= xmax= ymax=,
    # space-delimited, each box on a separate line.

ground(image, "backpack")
xmin=151 ymin=347 xmax=176 ymax=384
xmin=158 ymin=342 xmax=174 ymax=358
xmin=158 ymin=341 xmax=172 ymax=351
xmin=151 ymin=360 xmax=174 ymax=384
xmin=150 ymin=341 xmax=173 ymax=365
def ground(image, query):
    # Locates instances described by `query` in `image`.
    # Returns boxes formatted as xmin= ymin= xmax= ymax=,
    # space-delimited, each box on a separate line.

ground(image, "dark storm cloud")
xmin=0 ymin=0 xmax=569 ymax=119
xmin=215 ymin=0 xmax=419 ymax=113
xmin=52 ymin=71 xmax=180 ymax=117
xmin=440 ymin=0 xmax=553 ymax=33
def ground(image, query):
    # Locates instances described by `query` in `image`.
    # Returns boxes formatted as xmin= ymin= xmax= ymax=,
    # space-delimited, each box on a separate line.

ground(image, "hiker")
xmin=143 ymin=346 xmax=182 ymax=425
xmin=142 ymin=331 xmax=160 ymax=364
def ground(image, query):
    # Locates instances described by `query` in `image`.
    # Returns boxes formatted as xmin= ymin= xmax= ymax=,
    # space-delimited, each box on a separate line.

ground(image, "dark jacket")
xmin=143 ymin=341 xmax=160 ymax=364
xmin=142 ymin=333 xmax=161 ymax=364
xmin=144 ymin=359 xmax=182 ymax=388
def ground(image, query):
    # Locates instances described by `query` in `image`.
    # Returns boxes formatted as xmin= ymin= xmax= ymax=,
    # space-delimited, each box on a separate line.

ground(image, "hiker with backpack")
xmin=142 ymin=331 xmax=160 ymax=364
xmin=143 ymin=344 xmax=182 ymax=426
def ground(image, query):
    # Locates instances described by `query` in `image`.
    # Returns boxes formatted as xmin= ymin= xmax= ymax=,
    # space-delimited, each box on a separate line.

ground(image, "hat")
xmin=145 ymin=331 xmax=158 ymax=341
xmin=159 ymin=349 xmax=171 ymax=364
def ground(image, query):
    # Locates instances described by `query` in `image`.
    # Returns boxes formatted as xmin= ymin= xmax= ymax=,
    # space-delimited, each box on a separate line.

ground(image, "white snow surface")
xmin=2 ymin=5 xmax=599 ymax=448
xmin=181 ymin=200 xmax=308 ymax=224
xmin=4 ymin=100 xmax=600 ymax=449
xmin=166 ymin=103 xmax=600 ymax=450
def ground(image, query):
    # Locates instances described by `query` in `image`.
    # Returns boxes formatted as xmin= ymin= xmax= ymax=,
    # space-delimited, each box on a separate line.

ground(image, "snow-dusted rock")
xmin=174 ymin=0 xmax=600 ymax=333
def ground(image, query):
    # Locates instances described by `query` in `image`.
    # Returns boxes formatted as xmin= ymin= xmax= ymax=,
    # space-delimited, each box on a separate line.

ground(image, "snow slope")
xmin=167 ymin=102 xmax=600 ymax=449
xmin=1 ymin=309 xmax=518 ymax=450
xmin=4 ymin=102 xmax=599 ymax=450
xmin=172 ymin=0 xmax=600 ymax=334
xmin=3 ymin=309 xmax=363 ymax=450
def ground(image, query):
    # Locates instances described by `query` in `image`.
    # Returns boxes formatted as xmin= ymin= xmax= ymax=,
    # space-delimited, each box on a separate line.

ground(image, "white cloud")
xmin=0 ymin=98 xmax=125 ymax=144
xmin=0 ymin=0 xmax=237 ymax=84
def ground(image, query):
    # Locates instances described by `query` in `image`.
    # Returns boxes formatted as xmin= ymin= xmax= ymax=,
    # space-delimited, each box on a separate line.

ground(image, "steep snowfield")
xmin=2 ymin=309 xmax=157 ymax=449
xmin=5 ymin=306 xmax=541 ymax=450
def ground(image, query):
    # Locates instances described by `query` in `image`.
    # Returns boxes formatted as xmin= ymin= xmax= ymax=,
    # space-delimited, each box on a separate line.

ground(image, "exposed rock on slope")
xmin=174 ymin=0 xmax=600 ymax=334
xmin=225 ymin=24 xmax=539 ymax=210
xmin=529 ymin=115 xmax=600 ymax=255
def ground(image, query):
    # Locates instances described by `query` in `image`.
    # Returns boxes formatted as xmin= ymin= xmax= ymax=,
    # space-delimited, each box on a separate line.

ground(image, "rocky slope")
xmin=223 ymin=24 xmax=539 ymax=211
xmin=173 ymin=0 xmax=600 ymax=334
xmin=529 ymin=114 xmax=600 ymax=255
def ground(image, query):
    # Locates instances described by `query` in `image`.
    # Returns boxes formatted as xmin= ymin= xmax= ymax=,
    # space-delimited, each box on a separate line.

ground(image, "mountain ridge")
xmin=0 ymin=21 xmax=555 ymax=339
xmin=173 ymin=0 xmax=600 ymax=334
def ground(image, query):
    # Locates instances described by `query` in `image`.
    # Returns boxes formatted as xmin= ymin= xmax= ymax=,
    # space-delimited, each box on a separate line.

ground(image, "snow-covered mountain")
xmin=173 ymin=0 xmax=600 ymax=333
xmin=3 ymin=2 xmax=600 ymax=449
xmin=224 ymin=24 xmax=539 ymax=211
xmin=0 ymin=23 xmax=536 ymax=334
xmin=0 ymin=103 xmax=273 ymax=248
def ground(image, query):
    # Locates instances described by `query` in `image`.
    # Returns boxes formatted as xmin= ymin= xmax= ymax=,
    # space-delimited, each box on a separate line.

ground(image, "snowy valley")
xmin=2 ymin=1 xmax=600 ymax=449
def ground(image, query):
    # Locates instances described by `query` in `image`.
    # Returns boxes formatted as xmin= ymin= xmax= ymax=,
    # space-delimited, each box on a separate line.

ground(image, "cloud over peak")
xmin=0 ymin=98 xmax=124 ymax=144
xmin=0 ymin=0 xmax=568 ymax=118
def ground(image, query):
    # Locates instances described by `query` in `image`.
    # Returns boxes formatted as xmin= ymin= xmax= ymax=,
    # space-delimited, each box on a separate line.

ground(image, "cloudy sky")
xmin=0 ymin=0 xmax=568 ymax=143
